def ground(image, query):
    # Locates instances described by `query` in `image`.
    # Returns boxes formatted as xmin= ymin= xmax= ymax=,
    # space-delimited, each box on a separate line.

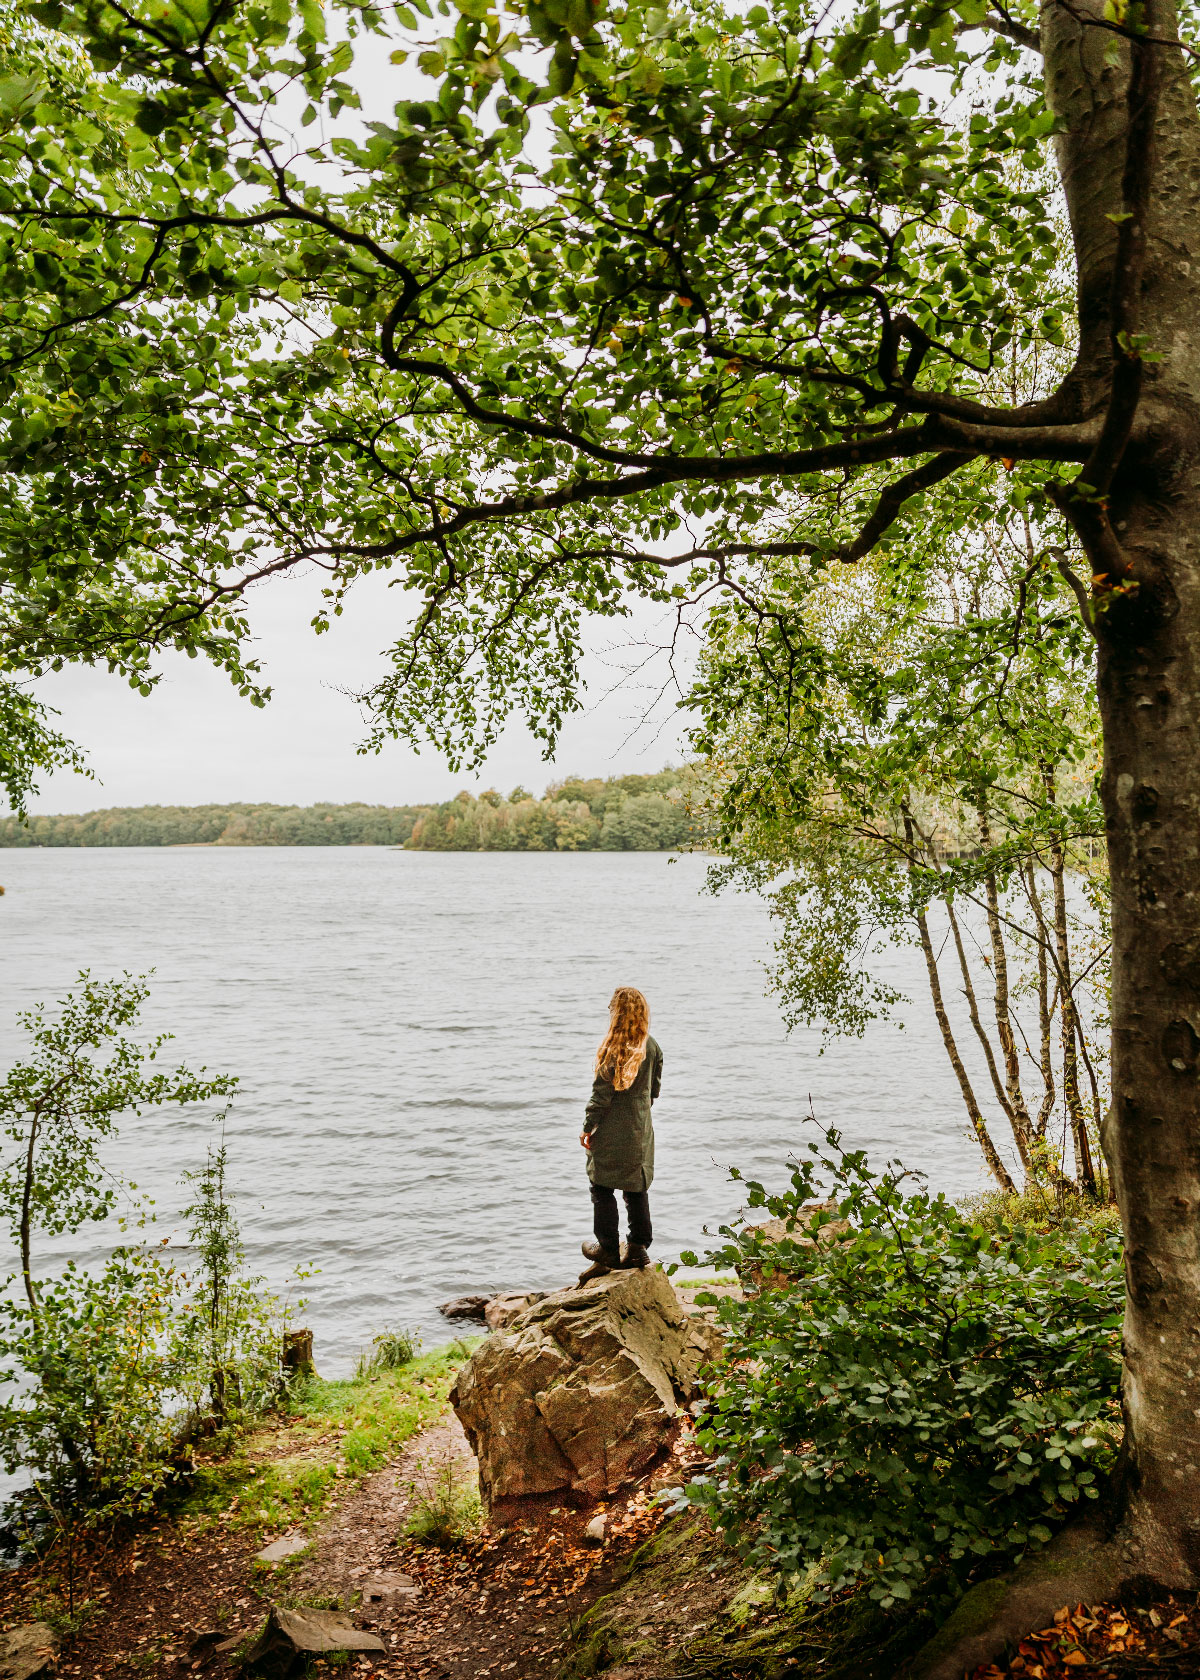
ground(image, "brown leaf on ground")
xmin=970 ymin=1594 xmax=1200 ymax=1678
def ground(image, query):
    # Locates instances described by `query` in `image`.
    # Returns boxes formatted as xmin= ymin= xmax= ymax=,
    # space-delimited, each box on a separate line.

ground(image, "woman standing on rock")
xmin=578 ymin=985 xmax=662 ymax=1282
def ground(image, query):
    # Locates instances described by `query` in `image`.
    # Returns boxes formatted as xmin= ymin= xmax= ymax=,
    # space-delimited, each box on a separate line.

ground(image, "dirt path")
xmin=275 ymin=1413 xmax=679 ymax=1680
xmin=0 ymin=1409 xmax=682 ymax=1679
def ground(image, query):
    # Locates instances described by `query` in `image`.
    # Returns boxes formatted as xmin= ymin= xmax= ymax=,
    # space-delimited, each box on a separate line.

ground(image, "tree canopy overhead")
xmin=2 ymin=0 xmax=1090 ymax=767
xmin=7 ymin=0 xmax=1200 ymax=1661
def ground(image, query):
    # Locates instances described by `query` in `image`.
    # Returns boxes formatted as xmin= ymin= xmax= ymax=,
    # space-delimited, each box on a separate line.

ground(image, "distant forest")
xmin=0 ymin=770 xmax=702 ymax=852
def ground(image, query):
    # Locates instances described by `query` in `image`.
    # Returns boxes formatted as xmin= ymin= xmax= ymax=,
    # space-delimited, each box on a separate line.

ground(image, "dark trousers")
xmin=591 ymin=1183 xmax=652 ymax=1253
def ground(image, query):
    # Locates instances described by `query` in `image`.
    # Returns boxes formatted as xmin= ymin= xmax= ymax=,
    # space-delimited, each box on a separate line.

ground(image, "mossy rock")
xmin=557 ymin=1623 xmax=628 ymax=1680
xmin=555 ymin=1518 xmax=941 ymax=1680
xmin=725 ymin=1574 xmax=775 ymax=1628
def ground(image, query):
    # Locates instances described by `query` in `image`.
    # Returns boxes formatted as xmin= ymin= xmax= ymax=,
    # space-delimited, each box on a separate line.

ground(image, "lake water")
xmin=0 ymin=848 xmax=998 ymax=1375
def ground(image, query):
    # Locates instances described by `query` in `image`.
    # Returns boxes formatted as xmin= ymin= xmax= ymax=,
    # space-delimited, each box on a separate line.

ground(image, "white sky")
xmin=22 ymin=567 xmax=698 ymax=814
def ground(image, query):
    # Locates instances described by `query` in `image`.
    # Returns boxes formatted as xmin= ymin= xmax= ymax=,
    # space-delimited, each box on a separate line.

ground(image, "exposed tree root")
xmin=900 ymin=1514 xmax=1186 ymax=1680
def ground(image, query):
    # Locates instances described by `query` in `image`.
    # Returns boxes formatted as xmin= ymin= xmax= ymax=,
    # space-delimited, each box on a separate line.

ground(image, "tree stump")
xmin=281 ymin=1328 xmax=316 ymax=1379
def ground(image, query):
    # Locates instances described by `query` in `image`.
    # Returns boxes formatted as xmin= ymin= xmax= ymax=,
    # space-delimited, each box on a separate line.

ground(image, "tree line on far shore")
xmin=0 ymin=770 xmax=698 ymax=852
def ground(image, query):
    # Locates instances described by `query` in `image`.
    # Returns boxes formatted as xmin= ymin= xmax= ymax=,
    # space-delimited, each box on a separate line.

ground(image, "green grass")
xmin=173 ymin=1339 xmax=480 ymax=1536
xmin=403 ymin=1449 xmax=484 ymax=1548
xmin=670 ymin=1274 xmax=739 ymax=1288
xmin=355 ymin=1326 xmax=422 ymax=1379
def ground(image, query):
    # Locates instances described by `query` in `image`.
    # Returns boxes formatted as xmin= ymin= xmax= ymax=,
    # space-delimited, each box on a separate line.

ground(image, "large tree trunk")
xmin=1051 ymin=0 xmax=1200 ymax=1587
xmin=909 ymin=5 xmax=1200 ymax=1673
xmin=1095 ymin=568 xmax=1200 ymax=1579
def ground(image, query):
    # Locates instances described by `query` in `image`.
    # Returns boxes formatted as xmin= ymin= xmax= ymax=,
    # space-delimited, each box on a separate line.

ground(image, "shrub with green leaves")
xmin=172 ymin=1124 xmax=281 ymax=1426
xmin=1 ymin=1246 xmax=190 ymax=1569
xmin=679 ymin=1132 xmax=1123 ymax=1608
xmin=0 ymin=974 xmax=235 ymax=1562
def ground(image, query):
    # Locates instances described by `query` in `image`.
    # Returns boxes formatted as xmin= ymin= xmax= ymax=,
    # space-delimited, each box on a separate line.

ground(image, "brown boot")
xmin=621 ymin=1243 xmax=651 ymax=1270
xmin=578 ymin=1239 xmax=620 ymax=1284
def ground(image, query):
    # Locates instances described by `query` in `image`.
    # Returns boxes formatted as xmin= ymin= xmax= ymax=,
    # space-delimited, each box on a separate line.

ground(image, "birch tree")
xmin=700 ymin=488 xmax=1109 ymax=1200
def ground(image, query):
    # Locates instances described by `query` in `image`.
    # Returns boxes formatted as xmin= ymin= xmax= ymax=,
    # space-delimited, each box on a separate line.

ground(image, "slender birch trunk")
xmin=978 ymin=803 xmax=1037 ymax=1154
xmin=945 ymin=897 xmax=1034 ymax=1182
xmin=1046 ymin=826 xmax=1098 ymax=1196
xmin=1021 ymin=861 xmax=1058 ymax=1139
xmin=914 ymin=907 xmax=1015 ymax=1193
xmin=903 ymin=813 xmax=1015 ymax=1190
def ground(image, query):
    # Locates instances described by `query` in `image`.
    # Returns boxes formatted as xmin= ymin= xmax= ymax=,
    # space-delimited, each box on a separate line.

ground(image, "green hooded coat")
xmin=583 ymin=1037 xmax=663 ymax=1192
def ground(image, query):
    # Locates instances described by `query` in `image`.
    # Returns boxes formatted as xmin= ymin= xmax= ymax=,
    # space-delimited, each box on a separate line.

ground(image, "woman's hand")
xmin=580 ymin=1132 xmax=592 ymax=1150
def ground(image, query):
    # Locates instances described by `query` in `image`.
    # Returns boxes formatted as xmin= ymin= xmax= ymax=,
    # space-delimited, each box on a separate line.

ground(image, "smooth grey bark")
xmin=910 ymin=1 xmax=1200 ymax=1669
xmin=1049 ymin=0 xmax=1200 ymax=1588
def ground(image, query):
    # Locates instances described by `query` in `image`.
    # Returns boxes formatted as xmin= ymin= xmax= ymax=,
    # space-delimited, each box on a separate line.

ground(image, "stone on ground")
xmin=240 ymin=1607 xmax=385 ymax=1675
xmin=450 ymin=1267 xmax=721 ymax=1507
xmin=0 ymin=1624 xmax=58 ymax=1680
xmin=253 ymin=1533 xmax=310 ymax=1565
xmin=361 ymin=1570 xmax=420 ymax=1605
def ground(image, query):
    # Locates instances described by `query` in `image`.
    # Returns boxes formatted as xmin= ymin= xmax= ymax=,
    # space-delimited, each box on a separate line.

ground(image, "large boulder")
xmin=484 ymin=1290 xmax=546 ymax=1330
xmin=450 ymin=1268 xmax=720 ymax=1509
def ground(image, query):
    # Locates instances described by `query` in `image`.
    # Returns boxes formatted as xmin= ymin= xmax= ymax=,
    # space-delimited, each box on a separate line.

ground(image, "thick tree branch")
xmin=985 ymin=6 xmax=1041 ymax=50
xmin=838 ymin=453 xmax=965 ymax=561
xmin=705 ymin=336 xmax=1090 ymax=432
xmin=288 ymin=417 xmax=1093 ymax=566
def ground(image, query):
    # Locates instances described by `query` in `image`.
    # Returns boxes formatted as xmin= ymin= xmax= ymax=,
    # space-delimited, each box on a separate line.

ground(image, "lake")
xmin=0 ymin=847 xmax=997 ymax=1375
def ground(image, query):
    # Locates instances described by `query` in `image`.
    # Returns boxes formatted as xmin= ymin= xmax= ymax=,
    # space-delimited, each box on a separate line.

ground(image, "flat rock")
xmin=438 ymin=1295 xmax=491 ymax=1320
xmin=483 ymin=1291 xmax=546 ymax=1330
xmin=361 ymin=1570 xmax=419 ymax=1604
xmin=451 ymin=1268 xmax=722 ymax=1508
xmin=0 ymin=1625 xmax=58 ymax=1680
xmin=253 ymin=1534 xmax=310 ymax=1564
xmin=241 ymin=1607 xmax=385 ymax=1674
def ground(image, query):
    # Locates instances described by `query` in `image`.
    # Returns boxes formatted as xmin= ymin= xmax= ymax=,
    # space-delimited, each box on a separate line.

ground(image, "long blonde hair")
xmin=595 ymin=987 xmax=650 ymax=1092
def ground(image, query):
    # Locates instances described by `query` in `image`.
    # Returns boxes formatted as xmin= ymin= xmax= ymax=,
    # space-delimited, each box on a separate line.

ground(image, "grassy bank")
xmin=172 ymin=1339 xmax=477 ymax=1540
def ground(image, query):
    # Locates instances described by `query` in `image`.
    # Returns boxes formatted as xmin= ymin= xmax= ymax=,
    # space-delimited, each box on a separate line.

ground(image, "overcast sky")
xmin=22 ymin=566 xmax=699 ymax=815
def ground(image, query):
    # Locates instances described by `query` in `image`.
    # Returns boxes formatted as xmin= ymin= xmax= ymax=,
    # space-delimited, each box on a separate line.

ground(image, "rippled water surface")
xmin=0 ymin=848 xmax=995 ymax=1373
